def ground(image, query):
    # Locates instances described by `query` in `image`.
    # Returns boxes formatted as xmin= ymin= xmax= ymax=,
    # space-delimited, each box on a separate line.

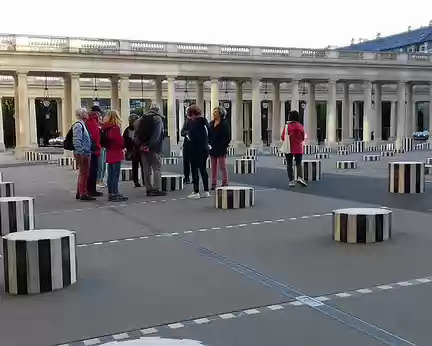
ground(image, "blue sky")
xmin=1 ymin=0 xmax=431 ymax=48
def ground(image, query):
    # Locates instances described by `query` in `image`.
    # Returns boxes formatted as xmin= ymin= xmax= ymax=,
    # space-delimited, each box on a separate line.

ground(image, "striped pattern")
xmin=389 ymin=162 xmax=425 ymax=194
xmin=402 ymin=137 xmax=413 ymax=151
xmin=337 ymin=150 xmax=349 ymax=155
xmin=414 ymin=142 xmax=431 ymax=151
xmin=241 ymin=155 xmax=258 ymax=161
xmin=270 ymin=146 xmax=279 ymax=155
xmin=0 ymin=197 xmax=35 ymax=236
xmin=337 ymin=145 xmax=348 ymax=151
xmin=425 ymin=164 xmax=432 ymax=175
xmin=234 ymin=159 xmax=256 ymax=174
xmin=2 ymin=229 xmax=77 ymax=295
xmin=427 ymin=158 xmax=432 ymax=165
xmin=120 ymin=168 xmax=133 ymax=181
xmin=379 ymin=143 xmax=395 ymax=151
xmin=349 ymin=141 xmax=365 ymax=153
xmin=366 ymin=146 xmax=378 ymax=152
xmin=380 ymin=151 xmax=395 ymax=157
xmin=318 ymin=146 xmax=332 ymax=153
xmin=394 ymin=148 xmax=405 ymax=154
xmin=161 ymin=174 xmax=183 ymax=191
xmin=315 ymin=153 xmax=329 ymax=159
xmin=333 ymin=208 xmax=392 ymax=243
xmin=161 ymin=157 xmax=179 ymax=165
xmin=336 ymin=161 xmax=357 ymax=169
xmin=304 ymin=144 xmax=319 ymax=155
xmin=363 ymin=155 xmax=380 ymax=162
xmin=246 ymin=148 xmax=258 ymax=156
xmin=58 ymin=157 xmax=74 ymax=166
xmin=25 ymin=152 xmax=53 ymax=162
xmin=71 ymin=159 xmax=78 ymax=170
xmin=0 ymin=182 xmax=15 ymax=197
xmin=227 ymin=147 xmax=236 ymax=156
xmin=215 ymin=186 xmax=254 ymax=209
xmin=295 ymin=160 xmax=321 ymax=181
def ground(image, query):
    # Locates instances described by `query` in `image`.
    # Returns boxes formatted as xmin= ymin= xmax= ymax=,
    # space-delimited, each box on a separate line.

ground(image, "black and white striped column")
xmin=319 ymin=146 xmax=332 ymax=153
xmin=0 ymin=197 xmax=35 ymax=236
xmin=0 ymin=182 xmax=15 ymax=197
xmin=162 ymin=157 xmax=179 ymax=165
xmin=37 ymin=153 xmax=52 ymax=161
xmin=380 ymin=151 xmax=395 ymax=157
xmin=366 ymin=146 xmax=378 ymax=152
xmin=2 ymin=229 xmax=77 ymax=294
xmin=379 ymin=143 xmax=395 ymax=151
xmin=363 ymin=155 xmax=380 ymax=162
xmin=71 ymin=160 xmax=78 ymax=170
xmin=234 ymin=159 xmax=256 ymax=174
xmin=389 ymin=161 xmax=425 ymax=194
xmin=241 ymin=155 xmax=258 ymax=161
xmin=215 ymin=186 xmax=254 ymax=209
xmin=227 ymin=147 xmax=236 ymax=156
xmin=349 ymin=141 xmax=365 ymax=153
xmin=161 ymin=174 xmax=183 ymax=191
xmin=295 ymin=160 xmax=321 ymax=181
xmin=402 ymin=137 xmax=413 ymax=151
xmin=303 ymin=144 xmax=318 ymax=155
xmin=333 ymin=208 xmax=391 ymax=243
xmin=336 ymin=161 xmax=357 ymax=169
xmin=246 ymin=148 xmax=258 ymax=156
xmin=120 ymin=167 xmax=134 ymax=181
xmin=337 ymin=150 xmax=349 ymax=155
xmin=394 ymin=148 xmax=405 ymax=154
xmin=315 ymin=153 xmax=330 ymax=159
xmin=58 ymin=157 xmax=74 ymax=166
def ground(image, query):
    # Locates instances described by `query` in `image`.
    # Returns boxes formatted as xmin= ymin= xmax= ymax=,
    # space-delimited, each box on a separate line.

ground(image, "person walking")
xmin=102 ymin=110 xmax=128 ymax=202
xmin=135 ymin=104 xmax=166 ymax=196
xmin=123 ymin=114 xmax=144 ymax=187
xmin=209 ymin=106 xmax=230 ymax=189
xmin=180 ymin=113 xmax=192 ymax=184
xmin=85 ymin=105 xmax=103 ymax=197
xmin=72 ymin=108 xmax=95 ymax=201
xmin=186 ymin=105 xmax=210 ymax=199
xmin=280 ymin=110 xmax=307 ymax=187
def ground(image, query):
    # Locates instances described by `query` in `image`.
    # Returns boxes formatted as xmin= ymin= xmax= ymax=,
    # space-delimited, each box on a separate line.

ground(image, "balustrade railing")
xmin=0 ymin=33 xmax=431 ymax=63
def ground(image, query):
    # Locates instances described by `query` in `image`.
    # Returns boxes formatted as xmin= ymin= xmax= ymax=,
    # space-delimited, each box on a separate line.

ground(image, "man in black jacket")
xmin=180 ymin=114 xmax=192 ymax=183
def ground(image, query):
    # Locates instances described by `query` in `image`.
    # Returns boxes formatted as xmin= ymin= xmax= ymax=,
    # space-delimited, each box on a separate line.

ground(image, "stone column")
xmin=342 ymin=83 xmax=350 ymax=142
xmin=111 ymin=76 xmax=120 ymax=111
xmin=390 ymin=101 xmax=397 ymax=139
xmin=178 ymin=101 xmax=185 ymax=146
xmin=167 ymin=76 xmax=177 ymax=149
xmin=363 ymin=81 xmax=373 ymax=143
xmin=306 ymin=82 xmax=316 ymax=143
xmin=280 ymin=101 xmax=286 ymax=131
xmin=405 ymin=84 xmax=413 ymax=136
xmin=196 ymin=80 xmax=204 ymax=111
xmin=0 ymin=97 xmax=5 ymax=151
xmin=348 ymin=100 xmax=354 ymax=139
xmin=28 ymin=98 xmax=38 ymax=147
xmin=429 ymin=83 xmax=432 ymax=134
xmin=119 ymin=75 xmax=130 ymax=131
xmin=271 ymin=81 xmax=281 ymax=146
xmin=154 ymin=77 xmax=163 ymax=106
xmin=374 ymin=83 xmax=382 ymax=141
xmin=70 ymin=74 xmax=81 ymax=120
xmin=326 ymin=79 xmax=337 ymax=145
xmin=15 ymin=71 xmax=30 ymax=149
xmin=231 ymin=81 xmax=244 ymax=150
xmin=63 ymin=75 xmax=71 ymax=134
xmin=396 ymin=81 xmax=407 ymax=149
xmin=210 ymin=78 xmax=219 ymax=112
xmin=291 ymin=80 xmax=299 ymax=111
xmin=354 ymin=101 xmax=360 ymax=140
xmin=251 ymin=79 xmax=262 ymax=149
xmin=205 ymin=100 xmax=211 ymax=122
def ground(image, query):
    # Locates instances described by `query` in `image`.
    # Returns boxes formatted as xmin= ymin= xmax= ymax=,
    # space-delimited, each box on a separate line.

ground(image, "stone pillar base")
xmin=324 ymin=139 xmax=338 ymax=149
xmin=250 ymin=142 xmax=264 ymax=152
xmin=0 ymin=143 xmax=5 ymax=152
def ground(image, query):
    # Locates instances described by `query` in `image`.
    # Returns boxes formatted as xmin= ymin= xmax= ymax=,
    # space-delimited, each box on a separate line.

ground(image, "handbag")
xmin=279 ymin=124 xmax=291 ymax=154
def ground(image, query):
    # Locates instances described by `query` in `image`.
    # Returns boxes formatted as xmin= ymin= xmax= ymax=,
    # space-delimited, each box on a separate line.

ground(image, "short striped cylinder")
xmin=275 ymin=151 xmax=284 ymax=158
xmin=337 ymin=150 xmax=349 ymax=155
xmin=394 ymin=149 xmax=405 ymax=154
xmin=425 ymin=164 xmax=432 ymax=175
xmin=58 ymin=157 xmax=74 ymax=166
xmin=24 ymin=151 xmax=38 ymax=161
xmin=162 ymin=157 xmax=179 ymax=165
xmin=120 ymin=167 xmax=133 ymax=181
xmin=270 ymin=146 xmax=279 ymax=155
xmin=71 ymin=160 xmax=78 ymax=170
xmin=37 ymin=153 xmax=52 ymax=161
xmin=349 ymin=141 xmax=365 ymax=153
xmin=333 ymin=208 xmax=391 ymax=244
xmin=315 ymin=153 xmax=329 ymax=159
xmin=336 ymin=161 xmax=357 ymax=169
xmin=363 ymin=155 xmax=380 ymax=162
xmin=0 ymin=197 xmax=35 ymax=236
xmin=161 ymin=174 xmax=183 ymax=191
xmin=319 ymin=146 xmax=332 ymax=153
xmin=426 ymin=158 xmax=432 ymax=165
xmin=389 ymin=161 xmax=425 ymax=194
xmin=2 ymin=229 xmax=77 ymax=295
xmin=402 ymin=137 xmax=413 ymax=151
xmin=227 ymin=147 xmax=236 ymax=156
xmin=0 ymin=182 xmax=15 ymax=197
xmin=234 ymin=159 xmax=256 ymax=174
xmin=245 ymin=148 xmax=258 ymax=156
xmin=295 ymin=160 xmax=321 ymax=181
xmin=303 ymin=144 xmax=318 ymax=155
xmin=337 ymin=145 xmax=348 ymax=151
xmin=366 ymin=146 xmax=378 ymax=152
xmin=379 ymin=143 xmax=394 ymax=151
xmin=414 ymin=143 xmax=430 ymax=151
xmin=380 ymin=151 xmax=395 ymax=157
xmin=241 ymin=155 xmax=258 ymax=161
xmin=215 ymin=186 xmax=254 ymax=210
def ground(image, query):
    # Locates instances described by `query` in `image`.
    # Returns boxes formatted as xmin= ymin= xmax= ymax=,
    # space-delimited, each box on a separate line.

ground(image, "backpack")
xmin=63 ymin=122 xmax=83 ymax=151
xmin=100 ymin=127 xmax=110 ymax=148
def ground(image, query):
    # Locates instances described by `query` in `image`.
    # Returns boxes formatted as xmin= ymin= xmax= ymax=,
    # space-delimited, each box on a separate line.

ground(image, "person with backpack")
xmin=101 ymin=110 xmax=128 ymax=202
xmin=280 ymin=110 xmax=307 ymax=187
xmin=123 ymin=114 xmax=144 ymax=187
xmin=135 ymin=104 xmax=166 ymax=197
xmin=85 ymin=105 xmax=103 ymax=197
xmin=64 ymin=108 xmax=94 ymax=201
xmin=186 ymin=104 xmax=210 ymax=199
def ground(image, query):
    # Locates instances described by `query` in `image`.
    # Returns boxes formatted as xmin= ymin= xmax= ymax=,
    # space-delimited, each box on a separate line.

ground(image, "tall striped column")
xmin=389 ymin=162 xmax=425 ymax=193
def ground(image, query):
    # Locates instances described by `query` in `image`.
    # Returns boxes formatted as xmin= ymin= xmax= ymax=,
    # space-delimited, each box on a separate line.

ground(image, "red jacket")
xmin=85 ymin=112 xmax=101 ymax=156
xmin=281 ymin=121 xmax=305 ymax=154
xmin=103 ymin=123 xmax=125 ymax=164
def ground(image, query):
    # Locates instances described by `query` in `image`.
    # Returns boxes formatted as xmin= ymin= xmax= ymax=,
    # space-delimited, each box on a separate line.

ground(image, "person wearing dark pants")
xmin=85 ymin=105 xmax=103 ymax=197
xmin=285 ymin=153 xmax=304 ymax=185
xmin=186 ymin=104 xmax=210 ymax=199
xmin=123 ymin=114 xmax=144 ymax=187
xmin=180 ymin=115 xmax=192 ymax=183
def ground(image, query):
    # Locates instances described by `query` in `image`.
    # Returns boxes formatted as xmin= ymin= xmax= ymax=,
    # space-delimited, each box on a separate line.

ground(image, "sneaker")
xmin=89 ymin=191 xmax=103 ymax=197
xmin=80 ymin=194 xmax=96 ymax=201
xmin=134 ymin=182 xmax=141 ymax=188
xmin=111 ymin=194 xmax=128 ymax=202
xmin=188 ymin=192 xmax=201 ymax=199
xmin=201 ymin=191 xmax=211 ymax=198
xmin=288 ymin=181 xmax=296 ymax=187
xmin=297 ymin=178 xmax=308 ymax=187
xmin=147 ymin=190 xmax=167 ymax=197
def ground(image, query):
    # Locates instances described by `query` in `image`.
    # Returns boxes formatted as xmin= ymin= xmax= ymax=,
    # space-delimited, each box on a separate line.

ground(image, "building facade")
xmin=1 ymin=33 xmax=432 ymax=153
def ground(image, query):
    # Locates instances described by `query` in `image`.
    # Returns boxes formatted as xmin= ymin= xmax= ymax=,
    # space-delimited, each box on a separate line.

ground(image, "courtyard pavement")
xmin=0 ymin=149 xmax=432 ymax=346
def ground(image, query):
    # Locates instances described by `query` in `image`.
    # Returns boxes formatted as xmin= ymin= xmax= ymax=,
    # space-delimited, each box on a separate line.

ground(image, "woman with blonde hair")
xmin=101 ymin=110 xmax=128 ymax=202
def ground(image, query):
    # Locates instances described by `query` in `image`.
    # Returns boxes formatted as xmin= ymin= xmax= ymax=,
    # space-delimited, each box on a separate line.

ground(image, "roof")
xmin=339 ymin=26 xmax=432 ymax=52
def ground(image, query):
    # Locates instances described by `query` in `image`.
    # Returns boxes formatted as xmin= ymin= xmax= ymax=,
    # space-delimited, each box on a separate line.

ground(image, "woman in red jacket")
xmin=102 ymin=110 xmax=128 ymax=202
xmin=281 ymin=110 xmax=307 ymax=187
